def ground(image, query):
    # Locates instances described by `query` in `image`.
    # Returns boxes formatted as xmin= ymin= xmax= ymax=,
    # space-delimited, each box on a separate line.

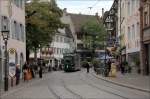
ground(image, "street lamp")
xmin=1 ymin=16 xmax=9 ymax=91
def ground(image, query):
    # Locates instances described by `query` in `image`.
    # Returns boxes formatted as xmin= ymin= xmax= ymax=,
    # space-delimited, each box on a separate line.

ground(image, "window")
xmin=55 ymin=48 xmax=57 ymax=54
xmin=14 ymin=0 xmax=24 ymax=8
xmin=16 ymin=23 xmax=20 ymax=40
xmin=20 ymin=24 xmax=25 ymax=42
xmin=136 ymin=0 xmax=139 ymax=8
xmin=121 ymin=3 xmax=125 ymax=18
xmin=77 ymin=44 xmax=83 ymax=49
xmin=132 ymin=25 xmax=135 ymax=39
xmin=14 ymin=0 xmax=19 ymax=7
xmin=56 ymin=36 xmax=59 ymax=42
xmin=1 ymin=16 xmax=9 ymax=31
xmin=57 ymin=48 xmax=59 ymax=54
xmin=14 ymin=21 xmax=17 ymax=39
xmin=58 ymin=48 xmax=60 ymax=54
xmin=144 ymin=12 xmax=148 ymax=27
xmin=62 ymin=49 xmax=63 ymax=54
xmin=59 ymin=48 xmax=61 ymax=54
xmin=128 ymin=2 xmax=130 ymax=16
xmin=62 ymin=37 xmax=64 ymax=42
xmin=64 ymin=37 xmax=67 ymax=43
xmin=53 ymin=48 xmax=56 ymax=54
xmin=128 ymin=27 xmax=130 ymax=40
xmin=136 ymin=22 xmax=140 ymax=37
xmin=132 ymin=0 xmax=135 ymax=13
xmin=11 ymin=21 xmax=15 ymax=39
xmin=20 ymin=0 xmax=24 ymax=8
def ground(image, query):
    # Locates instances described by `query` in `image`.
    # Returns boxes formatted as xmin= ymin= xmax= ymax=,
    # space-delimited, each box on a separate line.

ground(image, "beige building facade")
xmin=0 ymin=0 xmax=26 ymax=84
xmin=118 ymin=0 xmax=141 ymax=72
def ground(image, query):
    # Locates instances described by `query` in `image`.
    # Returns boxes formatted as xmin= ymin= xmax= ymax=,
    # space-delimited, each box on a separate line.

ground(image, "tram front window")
xmin=64 ymin=56 xmax=74 ymax=65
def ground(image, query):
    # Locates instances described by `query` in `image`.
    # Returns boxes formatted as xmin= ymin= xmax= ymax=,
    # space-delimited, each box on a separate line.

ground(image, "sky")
xmin=56 ymin=0 xmax=114 ymax=16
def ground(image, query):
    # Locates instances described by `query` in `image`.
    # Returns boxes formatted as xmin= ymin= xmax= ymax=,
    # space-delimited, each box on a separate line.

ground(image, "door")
xmin=148 ymin=44 xmax=150 ymax=75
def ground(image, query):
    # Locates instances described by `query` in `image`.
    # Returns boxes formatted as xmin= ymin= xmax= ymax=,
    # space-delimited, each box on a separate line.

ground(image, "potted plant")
xmin=92 ymin=59 xmax=101 ymax=74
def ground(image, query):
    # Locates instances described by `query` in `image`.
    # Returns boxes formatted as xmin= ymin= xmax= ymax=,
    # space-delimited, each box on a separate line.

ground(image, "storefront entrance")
xmin=145 ymin=44 xmax=150 ymax=75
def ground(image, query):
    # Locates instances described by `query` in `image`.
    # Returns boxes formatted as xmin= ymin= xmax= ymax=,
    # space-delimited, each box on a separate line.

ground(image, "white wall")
xmin=0 ymin=0 xmax=26 ymax=80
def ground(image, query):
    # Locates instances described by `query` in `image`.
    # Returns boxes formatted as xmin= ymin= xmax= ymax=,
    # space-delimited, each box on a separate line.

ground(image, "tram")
xmin=63 ymin=53 xmax=81 ymax=72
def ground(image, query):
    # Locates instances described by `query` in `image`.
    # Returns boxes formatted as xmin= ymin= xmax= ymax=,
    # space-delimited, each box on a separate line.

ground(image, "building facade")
xmin=103 ymin=0 xmax=118 ymax=54
xmin=0 ymin=0 xmax=26 ymax=86
xmin=68 ymin=13 xmax=100 ymax=61
xmin=118 ymin=0 xmax=141 ymax=73
xmin=140 ymin=0 xmax=150 ymax=75
xmin=48 ymin=9 xmax=75 ymax=69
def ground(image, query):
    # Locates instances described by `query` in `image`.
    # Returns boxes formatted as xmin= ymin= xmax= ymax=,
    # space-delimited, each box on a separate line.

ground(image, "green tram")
xmin=63 ymin=53 xmax=81 ymax=72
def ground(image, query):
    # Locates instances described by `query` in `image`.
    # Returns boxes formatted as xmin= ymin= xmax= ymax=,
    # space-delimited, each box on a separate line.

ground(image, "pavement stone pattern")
xmin=92 ymin=70 xmax=150 ymax=92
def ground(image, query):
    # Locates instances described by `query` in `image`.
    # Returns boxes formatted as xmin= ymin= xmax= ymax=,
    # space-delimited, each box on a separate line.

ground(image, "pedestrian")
xmin=23 ymin=62 xmax=29 ymax=81
xmin=59 ymin=64 xmax=62 ymax=70
xmin=48 ymin=63 xmax=51 ymax=72
xmin=107 ymin=59 xmax=111 ymax=74
xmin=30 ymin=66 xmax=35 ymax=78
xmin=86 ymin=62 xmax=90 ymax=73
xmin=120 ymin=62 xmax=125 ymax=74
xmin=39 ymin=66 xmax=43 ymax=78
xmin=16 ymin=64 xmax=21 ymax=85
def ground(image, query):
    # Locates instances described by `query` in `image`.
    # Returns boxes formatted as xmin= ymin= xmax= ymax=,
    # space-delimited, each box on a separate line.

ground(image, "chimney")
xmin=63 ymin=8 xmax=67 ymax=15
xmin=63 ymin=8 xmax=67 ymax=13
xmin=102 ymin=8 xmax=104 ymax=17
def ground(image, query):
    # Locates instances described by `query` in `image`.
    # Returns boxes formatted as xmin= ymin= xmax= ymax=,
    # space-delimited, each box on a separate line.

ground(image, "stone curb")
xmin=91 ymin=72 xmax=150 ymax=93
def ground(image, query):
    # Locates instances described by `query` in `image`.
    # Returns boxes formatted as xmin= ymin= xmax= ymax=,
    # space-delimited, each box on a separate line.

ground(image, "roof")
xmin=68 ymin=13 xmax=99 ymax=33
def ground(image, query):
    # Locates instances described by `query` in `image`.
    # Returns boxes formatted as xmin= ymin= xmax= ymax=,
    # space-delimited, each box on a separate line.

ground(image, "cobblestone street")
xmin=1 ymin=69 xmax=150 ymax=99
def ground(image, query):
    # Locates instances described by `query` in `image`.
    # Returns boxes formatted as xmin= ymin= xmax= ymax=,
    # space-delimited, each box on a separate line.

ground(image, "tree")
xmin=25 ymin=0 xmax=65 ymax=61
xmin=81 ymin=19 xmax=107 ymax=50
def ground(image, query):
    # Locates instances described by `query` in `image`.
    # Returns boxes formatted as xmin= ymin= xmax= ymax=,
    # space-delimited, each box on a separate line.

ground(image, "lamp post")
xmin=1 ymin=16 xmax=9 ymax=91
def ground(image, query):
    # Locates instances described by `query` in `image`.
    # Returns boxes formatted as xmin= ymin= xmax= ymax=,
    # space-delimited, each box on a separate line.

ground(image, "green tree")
xmin=81 ymin=19 xmax=107 ymax=50
xmin=25 ymin=0 xmax=64 ymax=61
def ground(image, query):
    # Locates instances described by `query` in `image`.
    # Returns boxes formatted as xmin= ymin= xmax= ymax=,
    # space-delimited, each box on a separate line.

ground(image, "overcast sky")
xmin=56 ymin=0 xmax=114 ymax=16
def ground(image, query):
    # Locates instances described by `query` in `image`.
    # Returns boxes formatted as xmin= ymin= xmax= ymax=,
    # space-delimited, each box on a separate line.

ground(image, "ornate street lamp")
xmin=1 ymin=16 xmax=9 ymax=91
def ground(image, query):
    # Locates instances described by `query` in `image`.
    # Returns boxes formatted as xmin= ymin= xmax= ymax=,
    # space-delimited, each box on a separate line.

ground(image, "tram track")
xmin=47 ymin=77 xmax=83 ymax=99
xmin=47 ymin=85 xmax=61 ymax=99
xmin=61 ymin=78 xmax=83 ymax=99
xmin=78 ymin=73 xmax=129 ymax=99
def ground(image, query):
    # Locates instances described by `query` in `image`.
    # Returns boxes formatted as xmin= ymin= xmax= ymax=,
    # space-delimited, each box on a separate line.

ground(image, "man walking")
xmin=16 ymin=64 xmax=21 ymax=85
xmin=86 ymin=62 xmax=90 ymax=73
xmin=39 ymin=66 xmax=43 ymax=78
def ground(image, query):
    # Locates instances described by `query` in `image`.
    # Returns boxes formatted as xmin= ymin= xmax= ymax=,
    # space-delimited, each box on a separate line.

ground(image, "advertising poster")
xmin=8 ymin=48 xmax=16 ymax=77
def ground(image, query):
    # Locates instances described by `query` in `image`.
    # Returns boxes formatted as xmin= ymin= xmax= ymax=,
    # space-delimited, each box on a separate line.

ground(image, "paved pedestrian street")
xmin=1 ymin=69 xmax=150 ymax=99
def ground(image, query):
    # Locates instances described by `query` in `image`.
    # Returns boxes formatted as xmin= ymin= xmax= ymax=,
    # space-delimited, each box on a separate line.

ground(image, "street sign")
xmin=8 ymin=48 xmax=16 ymax=77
